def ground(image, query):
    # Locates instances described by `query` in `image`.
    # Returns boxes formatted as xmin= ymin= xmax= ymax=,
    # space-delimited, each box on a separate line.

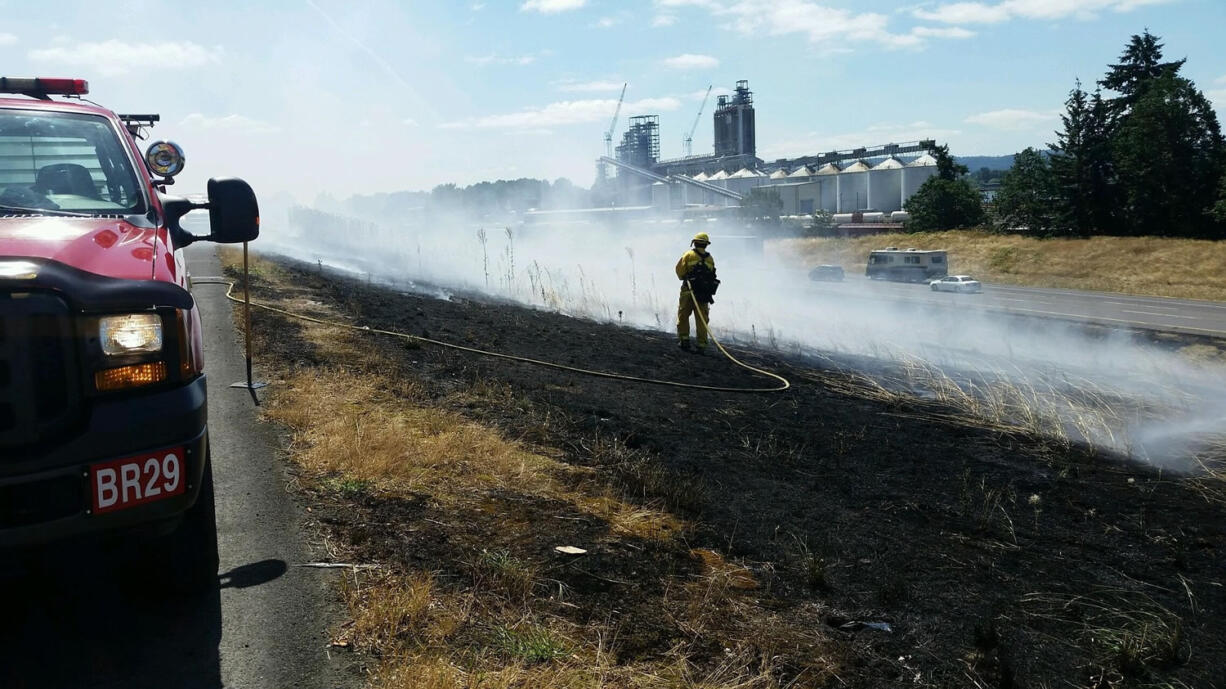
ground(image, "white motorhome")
xmin=866 ymin=247 xmax=949 ymax=282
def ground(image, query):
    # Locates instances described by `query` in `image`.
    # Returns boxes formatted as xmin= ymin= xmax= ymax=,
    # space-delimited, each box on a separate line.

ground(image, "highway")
xmin=802 ymin=273 xmax=1226 ymax=338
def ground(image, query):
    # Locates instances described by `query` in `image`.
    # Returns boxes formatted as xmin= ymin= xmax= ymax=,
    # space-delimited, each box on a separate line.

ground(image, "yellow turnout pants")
xmin=677 ymin=289 xmax=711 ymax=348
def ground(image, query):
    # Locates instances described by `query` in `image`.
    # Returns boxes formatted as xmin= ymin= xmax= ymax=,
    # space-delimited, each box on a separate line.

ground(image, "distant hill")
xmin=955 ymin=155 xmax=1019 ymax=171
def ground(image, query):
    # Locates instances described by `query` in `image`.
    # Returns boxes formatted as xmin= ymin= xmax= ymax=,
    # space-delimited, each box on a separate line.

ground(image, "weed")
xmin=739 ymin=431 xmax=807 ymax=466
xmin=803 ymin=554 xmax=829 ymax=591
xmin=340 ymin=572 xmax=436 ymax=654
xmin=321 ymin=476 xmax=374 ymax=499
xmin=490 ymin=624 xmax=572 ymax=664
xmin=956 ymin=472 xmax=1018 ymax=544
xmin=583 ymin=435 xmax=709 ymax=513
xmin=1020 ymin=588 xmax=1190 ymax=677
xmin=504 ymin=227 xmax=515 ymax=295
xmin=472 ymin=549 xmax=538 ymax=601
xmin=476 ymin=228 xmax=489 ymax=289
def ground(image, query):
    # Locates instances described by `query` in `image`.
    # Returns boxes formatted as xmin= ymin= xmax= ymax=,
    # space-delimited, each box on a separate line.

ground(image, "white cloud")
xmin=593 ymin=16 xmax=619 ymax=28
xmin=471 ymin=2 xmax=485 ymax=9
xmin=654 ymin=0 xmax=971 ymax=50
xmin=0 ymin=33 xmax=17 ymax=46
xmin=179 ymin=113 xmax=279 ymax=135
xmin=911 ymin=26 xmax=976 ymax=39
xmin=556 ymin=80 xmax=626 ymax=93
xmin=652 ymin=14 xmax=678 ymax=26
xmin=689 ymin=86 xmax=733 ymax=100
xmin=662 ymin=53 xmax=719 ymax=70
xmin=913 ymin=0 xmax=1176 ymax=25
xmin=964 ymin=108 xmax=1059 ymax=130
xmin=439 ymin=96 xmax=683 ymax=130
xmin=1208 ymin=89 xmax=1226 ymax=110
xmin=465 ymin=53 xmax=540 ymax=66
xmin=402 ymin=118 xmax=419 ymax=127
xmin=912 ymin=2 xmax=1010 ymax=24
xmin=29 ymin=40 xmax=222 ymax=77
xmin=520 ymin=0 xmax=586 ymax=13
xmin=1215 ymin=75 xmax=1226 ymax=85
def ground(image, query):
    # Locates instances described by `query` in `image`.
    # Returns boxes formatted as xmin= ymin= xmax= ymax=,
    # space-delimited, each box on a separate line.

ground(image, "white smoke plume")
xmin=251 ymin=202 xmax=1226 ymax=474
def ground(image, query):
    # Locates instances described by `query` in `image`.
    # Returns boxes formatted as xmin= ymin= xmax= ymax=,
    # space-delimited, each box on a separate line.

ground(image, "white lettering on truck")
xmin=96 ymin=468 xmax=118 ymax=509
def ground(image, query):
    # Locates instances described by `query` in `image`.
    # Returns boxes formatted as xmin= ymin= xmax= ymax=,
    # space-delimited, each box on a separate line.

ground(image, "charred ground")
xmin=231 ymin=256 xmax=1225 ymax=688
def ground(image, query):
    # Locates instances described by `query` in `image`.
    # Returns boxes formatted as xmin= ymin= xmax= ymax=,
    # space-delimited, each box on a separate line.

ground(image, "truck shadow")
xmin=0 ymin=557 xmax=284 ymax=688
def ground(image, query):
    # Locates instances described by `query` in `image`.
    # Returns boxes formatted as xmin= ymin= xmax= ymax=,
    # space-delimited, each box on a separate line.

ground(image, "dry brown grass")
xmin=774 ymin=230 xmax=1226 ymax=301
xmin=216 ymin=250 xmax=837 ymax=688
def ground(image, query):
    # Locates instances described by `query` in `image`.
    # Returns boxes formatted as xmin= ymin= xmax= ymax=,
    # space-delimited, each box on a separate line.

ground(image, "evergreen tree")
xmin=1213 ymin=174 xmax=1226 ymax=226
xmin=932 ymin=143 xmax=969 ymax=181
xmin=1112 ymin=73 xmax=1225 ymax=236
xmin=1100 ymin=30 xmax=1187 ymax=113
xmin=994 ymin=148 xmax=1057 ymax=234
xmin=904 ymin=178 xmax=984 ymax=232
xmin=1049 ymin=83 xmax=1120 ymax=234
xmin=904 ymin=144 xmax=982 ymax=232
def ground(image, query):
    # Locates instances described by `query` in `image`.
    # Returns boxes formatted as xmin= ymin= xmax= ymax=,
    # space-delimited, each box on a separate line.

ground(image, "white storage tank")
xmin=903 ymin=153 xmax=938 ymax=202
xmin=890 ymin=211 xmax=911 ymax=223
xmin=838 ymin=160 xmax=871 ymax=212
xmin=860 ymin=211 xmax=886 ymax=223
xmin=651 ymin=182 xmax=670 ymax=209
xmin=869 ymin=157 xmax=905 ymax=213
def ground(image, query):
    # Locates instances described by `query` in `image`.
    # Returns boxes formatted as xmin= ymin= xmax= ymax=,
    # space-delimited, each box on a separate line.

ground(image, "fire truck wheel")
xmin=147 ymin=452 xmax=220 ymax=594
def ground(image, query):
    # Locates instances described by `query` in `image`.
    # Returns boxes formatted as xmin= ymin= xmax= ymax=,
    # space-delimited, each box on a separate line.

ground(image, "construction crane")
xmin=683 ymin=84 xmax=712 ymax=157
xmin=604 ymin=83 xmax=627 ymax=158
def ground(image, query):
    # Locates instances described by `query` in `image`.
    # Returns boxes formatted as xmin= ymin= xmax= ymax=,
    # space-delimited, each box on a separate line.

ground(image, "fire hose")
xmin=192 ymin=276 xmax=790 ymax=394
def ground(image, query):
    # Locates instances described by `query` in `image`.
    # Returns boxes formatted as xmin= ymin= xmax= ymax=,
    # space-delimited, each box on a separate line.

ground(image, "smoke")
xmin=253 ymin=201 xmax=1226 ymax=474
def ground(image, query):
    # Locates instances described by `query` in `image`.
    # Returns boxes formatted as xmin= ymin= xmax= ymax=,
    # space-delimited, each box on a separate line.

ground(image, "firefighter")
xmin=675 ymin=232 xmax=719 ymax=353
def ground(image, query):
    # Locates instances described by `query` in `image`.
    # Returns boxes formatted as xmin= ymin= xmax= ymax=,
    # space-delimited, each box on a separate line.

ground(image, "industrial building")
xmin=596 ymin=80 xmax=940 ymax=217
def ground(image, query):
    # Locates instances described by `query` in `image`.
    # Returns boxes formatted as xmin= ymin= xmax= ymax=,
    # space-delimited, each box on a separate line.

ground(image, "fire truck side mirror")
xmin=207 ymin=178 xmax=260 ymax=244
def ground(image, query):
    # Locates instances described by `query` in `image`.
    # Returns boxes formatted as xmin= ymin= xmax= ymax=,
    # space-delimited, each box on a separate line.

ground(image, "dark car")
xmin=809 ymin=264 xmax=845 ymax=282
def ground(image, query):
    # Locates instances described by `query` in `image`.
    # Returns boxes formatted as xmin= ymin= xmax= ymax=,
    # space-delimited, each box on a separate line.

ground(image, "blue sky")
xmin=1 ymin=0 xmax=1222 ymax=201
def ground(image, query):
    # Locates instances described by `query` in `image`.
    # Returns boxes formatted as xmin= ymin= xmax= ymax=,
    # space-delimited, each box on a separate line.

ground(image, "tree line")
xmin=906 ymin=31 xmax=1226 ymax=238
xmin=322 ymin=177 xmax=593 ymax=221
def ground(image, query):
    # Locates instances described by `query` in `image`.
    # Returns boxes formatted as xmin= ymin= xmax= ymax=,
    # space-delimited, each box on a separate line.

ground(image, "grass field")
xmin=219 ymin=248 xmax=1226 ymax=687
xmin=774 ymin=230 xmax=1226 ymax=302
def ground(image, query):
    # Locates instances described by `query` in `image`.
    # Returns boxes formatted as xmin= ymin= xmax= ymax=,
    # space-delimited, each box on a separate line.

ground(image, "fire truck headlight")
xmin=99 ymin=314 xmax=163 ymax=356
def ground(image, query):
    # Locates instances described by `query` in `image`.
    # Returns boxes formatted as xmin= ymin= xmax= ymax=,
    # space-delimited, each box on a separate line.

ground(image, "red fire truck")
xmin=0 ymin=77 xmax=258 ymax=591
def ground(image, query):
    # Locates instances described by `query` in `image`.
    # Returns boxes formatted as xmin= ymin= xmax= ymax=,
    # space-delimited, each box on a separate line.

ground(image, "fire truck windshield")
xmin=0 ymin=110 xmax=144 ymax=216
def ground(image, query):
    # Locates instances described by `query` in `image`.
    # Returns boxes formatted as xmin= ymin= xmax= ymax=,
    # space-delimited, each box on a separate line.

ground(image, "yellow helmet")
xmin=692 ymin=232 xmax=711 ymax=245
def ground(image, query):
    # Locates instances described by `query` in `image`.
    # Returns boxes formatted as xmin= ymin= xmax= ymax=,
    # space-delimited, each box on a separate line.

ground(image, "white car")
xmin=930 ymin=275 xmax=982 ymax=293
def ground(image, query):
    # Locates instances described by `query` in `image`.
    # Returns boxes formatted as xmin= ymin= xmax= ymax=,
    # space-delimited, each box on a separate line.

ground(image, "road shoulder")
xmin=189 ymin=244 xmax=359 ymax=689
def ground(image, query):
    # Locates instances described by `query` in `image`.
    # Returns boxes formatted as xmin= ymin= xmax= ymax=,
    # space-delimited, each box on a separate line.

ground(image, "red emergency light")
xmin=0 ymin=77 xmax=90 ymax=97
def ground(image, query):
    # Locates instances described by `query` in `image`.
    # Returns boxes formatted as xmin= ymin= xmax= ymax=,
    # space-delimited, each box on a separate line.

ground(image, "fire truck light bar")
xmin=0 ymin=77 xmax=90 ymax=96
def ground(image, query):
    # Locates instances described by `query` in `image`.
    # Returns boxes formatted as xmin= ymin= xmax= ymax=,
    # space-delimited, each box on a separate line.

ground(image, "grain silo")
xmin=903 ymin=153 xmax=938 ymax=202
xmin=869 ymin=157 xmax=905 ymax=212
xmin=838 ymin=160 xmax=871 ymax=212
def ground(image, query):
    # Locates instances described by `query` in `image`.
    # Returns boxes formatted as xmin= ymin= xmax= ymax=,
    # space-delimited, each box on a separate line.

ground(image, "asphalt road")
xmin=0 ymin=246 xmax=356 ymax=689
xmin=803 ymin=272 xmax=1226 ymax=337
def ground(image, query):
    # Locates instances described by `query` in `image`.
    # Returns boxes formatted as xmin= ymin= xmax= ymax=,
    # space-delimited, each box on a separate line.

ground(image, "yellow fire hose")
xmin=193 ymin=276 xmax=790 ymax=393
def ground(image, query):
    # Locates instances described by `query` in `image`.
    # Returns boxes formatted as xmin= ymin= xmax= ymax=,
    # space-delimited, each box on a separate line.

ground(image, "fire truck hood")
xmin=0 ymin=216 xmax=158 ymax=281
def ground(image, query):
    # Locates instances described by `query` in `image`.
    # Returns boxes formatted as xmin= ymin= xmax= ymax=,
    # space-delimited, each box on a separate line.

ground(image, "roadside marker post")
xmin=230 ymin=241 xmax=268 ymax=404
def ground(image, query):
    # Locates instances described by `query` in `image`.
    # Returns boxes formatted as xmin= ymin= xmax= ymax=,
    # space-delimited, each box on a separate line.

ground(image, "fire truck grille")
xmin=0 ymin=292 xmax=79 ymax=449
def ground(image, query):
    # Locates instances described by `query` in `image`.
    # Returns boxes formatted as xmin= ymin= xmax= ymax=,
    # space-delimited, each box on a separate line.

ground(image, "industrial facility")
xmin=595 ymin=80 xmax=941 ymax=218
